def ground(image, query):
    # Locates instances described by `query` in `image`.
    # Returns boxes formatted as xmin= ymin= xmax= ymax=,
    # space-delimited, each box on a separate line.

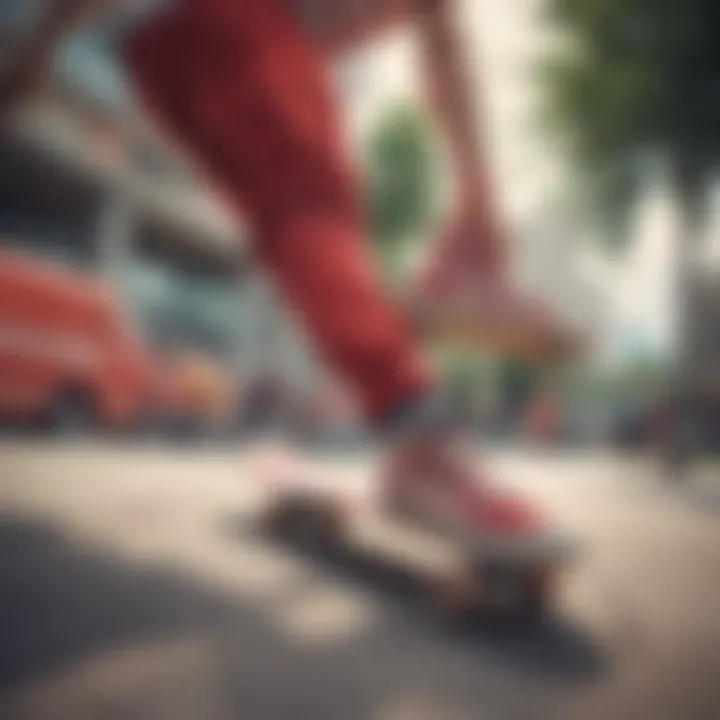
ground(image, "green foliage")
xmin=436 ymin=348 xmax=496 ymax=382
xmin=540 ymin=0 xmax=720 ymax=244
xmin=365 ymin=104 xmax=439 ymax=278
xmin=562 ymin=359 xmax=671 ymax=409
xmin=498 ymin=361 xmax=545 ymax=409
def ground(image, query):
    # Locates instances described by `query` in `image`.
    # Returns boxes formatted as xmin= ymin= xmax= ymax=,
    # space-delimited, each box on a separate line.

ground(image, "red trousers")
xmin=125 ymin=0 xmax=431 ymax=422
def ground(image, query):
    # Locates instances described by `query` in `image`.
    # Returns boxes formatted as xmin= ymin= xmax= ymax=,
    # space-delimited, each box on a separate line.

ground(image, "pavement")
xmin=0 ymin=441 xmax=718 ymax=720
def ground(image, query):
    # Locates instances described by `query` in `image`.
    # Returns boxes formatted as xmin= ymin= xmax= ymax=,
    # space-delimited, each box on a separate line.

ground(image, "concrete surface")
xmin=0 ymin=442 xmax=718 ymax=720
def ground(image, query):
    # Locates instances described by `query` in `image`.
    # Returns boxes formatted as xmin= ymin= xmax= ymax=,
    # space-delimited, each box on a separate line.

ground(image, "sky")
xmin=337 ymin=0 xmax=708 ymax=365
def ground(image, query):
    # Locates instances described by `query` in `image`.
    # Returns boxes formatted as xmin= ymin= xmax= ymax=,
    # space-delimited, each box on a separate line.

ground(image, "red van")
xmin=0 ymin=248 xmax=158 ymax=432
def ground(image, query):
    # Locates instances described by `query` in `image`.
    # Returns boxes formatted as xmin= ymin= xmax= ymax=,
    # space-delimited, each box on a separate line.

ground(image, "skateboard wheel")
xmin=258 ymin=498 xmax=293 ymax=536
xmin=477 ymin=560 xmax=553 ymax=624
xmin=519 ymin=566 xmax=554 ymax=619
xmin=428 ymin=571 xmax=479 ymax=627
xmin=260 ymin=496 xmax=344 ymax=546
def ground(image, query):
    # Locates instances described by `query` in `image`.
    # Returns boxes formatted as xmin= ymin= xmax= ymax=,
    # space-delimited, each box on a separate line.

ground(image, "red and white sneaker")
xmin=381 ymin=439 xmax=547 ymax=543
xmin=405 ymin=223 xmax=584 ymax=362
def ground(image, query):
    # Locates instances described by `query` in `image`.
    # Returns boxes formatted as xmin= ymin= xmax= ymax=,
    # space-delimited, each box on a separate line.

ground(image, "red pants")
xmin=125 ymin=0 xmax=431 ymax=422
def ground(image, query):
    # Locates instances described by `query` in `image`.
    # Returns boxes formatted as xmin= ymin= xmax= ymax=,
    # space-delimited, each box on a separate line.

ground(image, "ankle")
xmin=377 ymin=389 xmax=458 ymax=442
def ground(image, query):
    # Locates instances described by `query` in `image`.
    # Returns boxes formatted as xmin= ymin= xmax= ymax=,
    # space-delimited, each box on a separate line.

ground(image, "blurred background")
xmin=0 ymin=0 xmax=718 ymax=456
xmin=0 ymin=2 xmax=719 ymax=719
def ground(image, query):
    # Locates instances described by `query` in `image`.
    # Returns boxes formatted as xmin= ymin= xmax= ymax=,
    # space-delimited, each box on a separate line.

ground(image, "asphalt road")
xmin=0 ymin=441 xmax=718 ymax=720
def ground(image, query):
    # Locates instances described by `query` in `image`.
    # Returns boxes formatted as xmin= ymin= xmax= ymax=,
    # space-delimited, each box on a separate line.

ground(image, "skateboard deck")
xmin=251 ymin=444 xmax=577 ymax=622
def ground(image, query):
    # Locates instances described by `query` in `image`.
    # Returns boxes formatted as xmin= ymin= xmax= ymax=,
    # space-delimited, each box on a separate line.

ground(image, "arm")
xmin=418 ymin=0 xmax=496 ymax=225
xmin=0 ymin=0 xmax=118 ymax=111
xmin=308 ymin=0 xmax=502 ymax=262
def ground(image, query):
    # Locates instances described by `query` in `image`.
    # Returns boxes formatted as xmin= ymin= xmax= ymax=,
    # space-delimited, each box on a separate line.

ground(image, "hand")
xmin=441 ymin=206 xmax=506 ymax=278
xmin=419 ymin=207 xmax=506 ymax=297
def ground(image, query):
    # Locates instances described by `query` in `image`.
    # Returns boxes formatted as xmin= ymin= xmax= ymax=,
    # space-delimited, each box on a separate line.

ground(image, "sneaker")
xmin=381 ymin=439 xmax=546 ymax=541
xmin=406 ymin=223 xmax=584 ymax=362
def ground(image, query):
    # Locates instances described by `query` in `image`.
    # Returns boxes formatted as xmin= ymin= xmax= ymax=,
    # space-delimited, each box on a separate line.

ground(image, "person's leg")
xmin=258 ymin=212 xmax=432 ymax=421
xmin=124 ymin=0 xmax=431 ymax=424
xmin=123 ymin=0 xmax=543 ymax=534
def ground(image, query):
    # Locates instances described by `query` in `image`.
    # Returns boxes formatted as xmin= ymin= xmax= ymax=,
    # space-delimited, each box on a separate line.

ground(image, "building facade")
xmin=0 ymin=26 xmax=327 ymax=394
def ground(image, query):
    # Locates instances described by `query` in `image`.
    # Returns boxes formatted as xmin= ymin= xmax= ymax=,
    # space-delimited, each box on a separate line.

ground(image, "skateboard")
xmin=253 ymin=446 xmax=578 ymax=626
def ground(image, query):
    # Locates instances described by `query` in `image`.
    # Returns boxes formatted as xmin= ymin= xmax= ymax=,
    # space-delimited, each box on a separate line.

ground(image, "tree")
xmin=365 ymin=104 xmax=439 ymax=284
xmin=540 ymin=0 xmax=720 ymax=384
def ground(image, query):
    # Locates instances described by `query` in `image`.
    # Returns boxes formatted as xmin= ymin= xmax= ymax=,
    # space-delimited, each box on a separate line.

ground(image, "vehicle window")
xmin=124 ymin=258 xmax=241 ymax=358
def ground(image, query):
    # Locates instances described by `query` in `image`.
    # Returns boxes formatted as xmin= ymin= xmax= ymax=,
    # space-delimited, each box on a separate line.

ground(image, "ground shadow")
xmin=0 ymin=511 xmax=595 ymax=720
xmin=225 ymin=512 xmax=607 ymax=688
xmin=0 ymin=516 xmax=242 ymax=693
